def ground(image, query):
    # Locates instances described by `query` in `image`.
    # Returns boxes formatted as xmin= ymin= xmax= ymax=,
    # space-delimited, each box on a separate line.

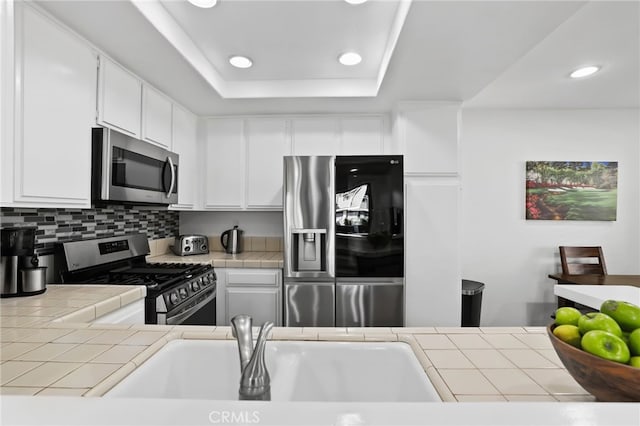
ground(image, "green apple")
xmin=629 ymin=356 xmax=640 ymax=368
xmin=621 ymin=331 xmax=630 ymax=346
xmin=578 ymin=312 xmax=622 ymax=337
xmin=629 ymin=328 xmax=640 ymax=356
xmin=581 ymin=330 xmax=630 ymax=364
xmin=553 ymin=324 xmax=582 ymax=348
xmin=600 ymin=300 xmax=640 ymax=332
xmin=555 ymin=307 xmax=581 ymax=326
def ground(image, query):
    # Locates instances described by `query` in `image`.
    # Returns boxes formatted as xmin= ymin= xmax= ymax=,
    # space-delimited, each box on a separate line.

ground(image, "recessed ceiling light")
xmin=344 ymin=0 xmax=368 ymax=4
xmin=570 ymin=66 xmax=600 ymax=79
xmin=338 ymin=52 xmax=362 ymax=66
xmin=187 ymin=0 xmax=217 ymax=8
xmin=229 ymin=56 xmax=253 ymax=69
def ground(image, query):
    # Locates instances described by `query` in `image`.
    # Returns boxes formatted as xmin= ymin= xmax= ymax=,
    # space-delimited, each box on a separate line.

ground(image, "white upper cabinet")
xmin=291 ymin=118 xmax=340 ymax=156
xmin=8 ymin=4 xmax=96 ymax=207
xmin=246 ymin=118 xmax=290 ymax=209
xmin=97 ymin=55 xmax=142 ymax=138
xmin=142 ymin=85 xmax=172 ymax=150
xmin=202 ymin=115 xmax=387 ymax=211
xmin=394 ymin=103 xmax=460 ymax=175
xmin=340 ymin=117 xmax=385 ymax=155
xmin=170 ymin=104 xmax=198 ymax=210
xmin=204 ymin=118 xmax=244 ymax=209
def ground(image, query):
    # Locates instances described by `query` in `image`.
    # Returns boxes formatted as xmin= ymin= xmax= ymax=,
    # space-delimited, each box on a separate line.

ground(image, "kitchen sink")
xmin=104 ymin=340 xmax=441 ymax=402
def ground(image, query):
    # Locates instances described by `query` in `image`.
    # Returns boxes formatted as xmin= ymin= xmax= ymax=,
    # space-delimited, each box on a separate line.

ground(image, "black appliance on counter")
xmin=1 ymin=227 xmax=47 ymax=298
xmin=55 ymin=234 xmax=216 ymax=325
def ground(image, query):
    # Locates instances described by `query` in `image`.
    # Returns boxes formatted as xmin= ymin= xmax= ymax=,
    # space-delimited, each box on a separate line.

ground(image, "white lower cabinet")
xmin=220 ymin=268 xmax=282 ymax=326
xmin=92 ymin=299 xmax=145 ymax=325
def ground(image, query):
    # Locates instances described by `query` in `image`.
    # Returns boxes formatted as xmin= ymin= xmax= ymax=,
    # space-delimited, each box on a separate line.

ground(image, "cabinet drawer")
xmin=226 ymin=270 xmax=280 ymax=286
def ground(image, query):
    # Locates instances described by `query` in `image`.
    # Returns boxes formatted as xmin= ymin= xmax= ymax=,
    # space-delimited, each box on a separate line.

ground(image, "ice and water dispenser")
xmin=290 ymin=229 xmax=327 ymax=272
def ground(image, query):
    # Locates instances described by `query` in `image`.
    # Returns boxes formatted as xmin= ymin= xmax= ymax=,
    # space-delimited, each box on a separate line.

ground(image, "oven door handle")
xmin=166 ymin=288 xmax=216 ymax=326
xmin=165 ymin=156 xmax=176 ymax=198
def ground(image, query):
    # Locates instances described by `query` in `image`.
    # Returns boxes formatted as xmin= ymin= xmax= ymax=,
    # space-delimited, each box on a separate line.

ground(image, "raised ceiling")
xmin=35 ymin=0 xmax=639 ymax=115
xmin=137 ymin=0 xmax=410 ymax=98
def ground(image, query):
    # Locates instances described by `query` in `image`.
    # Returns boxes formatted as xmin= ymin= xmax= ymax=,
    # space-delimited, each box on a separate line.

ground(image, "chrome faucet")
xmin=230 ymin=315 xmax=274 ymax=401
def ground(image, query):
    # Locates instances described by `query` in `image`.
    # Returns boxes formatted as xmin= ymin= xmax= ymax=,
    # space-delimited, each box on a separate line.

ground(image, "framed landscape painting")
xmin=525 ymin=161 xmax=618 ymax=221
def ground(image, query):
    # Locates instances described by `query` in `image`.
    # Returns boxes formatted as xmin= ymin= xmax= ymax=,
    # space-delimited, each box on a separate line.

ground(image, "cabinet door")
xmin=204 ymin=118 xmax=244 ymax=209
xmin=397 ymin=104 xmax=459 ymax=175
xmin=246 ymin=118 xmax=290 ymax=209
xmin=291 ymin=118 xmax=340 ymax=156
xmin=13 ymin=5 xmax=96 ymax=207
xmin=171 ymin=105 xmax=198 ymax=209
xmin=405 ymin=179 xmax=460 ymax=326
xmin=142 ymin=85 xmax=172 ymax=149
xmin=340 ymin=117 xmax=385 ymax=155
xmin=97 ymin=55 xmax=142 ymax=138
xmin=225 ymin=287 xmax=281 ymax=326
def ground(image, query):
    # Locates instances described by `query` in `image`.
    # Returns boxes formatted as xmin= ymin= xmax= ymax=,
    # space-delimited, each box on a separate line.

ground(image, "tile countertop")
xmin=1 ymin=285 xmax=594 ymax=403
xmin=148 ymin=251 xmax=283 ymax=268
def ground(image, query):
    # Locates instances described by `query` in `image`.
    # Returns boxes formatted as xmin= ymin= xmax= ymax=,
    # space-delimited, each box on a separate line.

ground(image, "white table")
xmin=554 ymin=285 xmax=640 ymax=310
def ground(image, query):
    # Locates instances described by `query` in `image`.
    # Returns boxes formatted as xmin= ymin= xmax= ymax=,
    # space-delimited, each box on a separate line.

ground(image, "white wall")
xmin=460 ymin=109 xmax=640 ymax=326
xmin=180 ymin=211 xmax=283 ymax=237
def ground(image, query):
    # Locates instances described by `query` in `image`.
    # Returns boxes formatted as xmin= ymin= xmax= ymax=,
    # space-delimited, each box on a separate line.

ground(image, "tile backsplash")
xmin=0 ymin=206 xmax=179 ymax=255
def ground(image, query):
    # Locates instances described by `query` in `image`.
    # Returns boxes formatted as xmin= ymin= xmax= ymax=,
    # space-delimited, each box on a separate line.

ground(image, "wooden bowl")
xmin=547 ymin=324 xmax=640 ymax=402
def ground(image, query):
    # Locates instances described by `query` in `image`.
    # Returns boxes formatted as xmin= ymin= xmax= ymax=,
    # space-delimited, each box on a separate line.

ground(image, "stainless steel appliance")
xmin=1 ymin=227 xmax=47 ymax=298
xmin=283 ymin=156 xmax=404 ymax=327
xmin=91 ymin=127 xmax=179 ymax=205
xmin=171 ymin=235 xmax=209 ymax=256
xmin=56 ymin=234 xmax=216 ymax=325
xmin=221 ymin=226 xmax=244 ymax=254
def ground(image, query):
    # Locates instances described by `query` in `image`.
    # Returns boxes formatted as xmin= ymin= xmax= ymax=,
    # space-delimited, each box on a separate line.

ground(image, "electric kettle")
xmin=221 ymin=226 xmax=243 ymax=254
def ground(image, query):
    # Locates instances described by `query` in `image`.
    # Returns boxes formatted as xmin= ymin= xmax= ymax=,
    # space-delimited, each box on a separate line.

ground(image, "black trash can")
xmin=461 ymin=279 xmax=485 ymax=327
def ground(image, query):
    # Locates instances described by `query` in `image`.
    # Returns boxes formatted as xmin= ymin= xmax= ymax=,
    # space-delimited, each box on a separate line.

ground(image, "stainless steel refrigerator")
xmin=283 ymin=155 xmax=404 ymax=327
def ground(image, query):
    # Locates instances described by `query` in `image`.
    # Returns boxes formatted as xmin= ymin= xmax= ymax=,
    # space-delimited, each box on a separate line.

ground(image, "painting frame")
xmin=525 ymin=161 xmax=618 ymax=221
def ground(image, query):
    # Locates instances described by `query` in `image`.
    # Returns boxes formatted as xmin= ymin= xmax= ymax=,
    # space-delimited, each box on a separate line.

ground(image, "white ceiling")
xmin=35 ymin=0 xmax=639 ymax=116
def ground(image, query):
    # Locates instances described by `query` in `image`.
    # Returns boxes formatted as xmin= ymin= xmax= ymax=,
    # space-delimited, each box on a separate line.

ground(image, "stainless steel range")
xmin=55 ymin=234 xmax=216 ymax=325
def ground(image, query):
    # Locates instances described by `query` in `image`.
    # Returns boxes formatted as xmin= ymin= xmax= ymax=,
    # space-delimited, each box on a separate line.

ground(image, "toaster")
xmin=171 ymin=235 xmax=209 ymax=256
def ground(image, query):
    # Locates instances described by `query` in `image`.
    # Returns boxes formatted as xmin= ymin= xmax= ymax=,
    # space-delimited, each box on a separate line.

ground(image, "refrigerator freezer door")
xmin=284 ymin=282 xmax=335 ymax=327
xmin=335 ymin=280 xmax=404 ymax=327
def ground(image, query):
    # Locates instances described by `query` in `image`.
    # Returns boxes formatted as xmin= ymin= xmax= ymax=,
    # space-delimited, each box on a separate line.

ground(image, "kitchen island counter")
xmin=1 ymin=285 xmax=593 ymax=403
xmin=5 ymin=285 xmax=635 ymax=426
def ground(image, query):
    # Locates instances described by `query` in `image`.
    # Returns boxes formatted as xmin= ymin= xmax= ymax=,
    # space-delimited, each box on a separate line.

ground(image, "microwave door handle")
xmin=166 ymin=156 xmax=176 ymax=198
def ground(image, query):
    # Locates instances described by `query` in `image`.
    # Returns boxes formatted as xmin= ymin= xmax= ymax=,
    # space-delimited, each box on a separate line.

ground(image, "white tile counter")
xmin=148 ymin=251 xmax=283 ymax=268
xmin=2 ymin=283 xmax=623 ymax=426
xmin=1 ymin=286 xmax=591 ymax=402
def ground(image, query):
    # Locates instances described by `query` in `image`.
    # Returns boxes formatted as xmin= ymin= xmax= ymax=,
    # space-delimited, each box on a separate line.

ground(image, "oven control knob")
xmin=191 ymin=281 xmax=200 ymax=291
xmin=169 ymin=292 xmax=179 ymax=305
xmin=179 ymin=288 xmax=188 ymax=299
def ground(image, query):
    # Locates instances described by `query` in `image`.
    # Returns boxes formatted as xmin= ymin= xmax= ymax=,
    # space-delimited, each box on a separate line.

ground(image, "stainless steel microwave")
xmin=91 ymin=127 xmax=179 ymax=205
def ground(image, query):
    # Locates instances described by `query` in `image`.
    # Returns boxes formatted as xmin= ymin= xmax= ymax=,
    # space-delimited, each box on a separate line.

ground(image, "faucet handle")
xmin=230 ymin=315 xmax=253 ymax=372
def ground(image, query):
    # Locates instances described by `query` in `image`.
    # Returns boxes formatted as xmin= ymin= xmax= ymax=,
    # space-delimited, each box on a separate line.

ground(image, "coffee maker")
xmin=1 ymin=227 xmax=47 ymax=298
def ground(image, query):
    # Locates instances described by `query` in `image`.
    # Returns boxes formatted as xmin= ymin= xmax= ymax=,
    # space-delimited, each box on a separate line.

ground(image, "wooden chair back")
xmin=559 ymin=246 xmax=607 ymax=275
